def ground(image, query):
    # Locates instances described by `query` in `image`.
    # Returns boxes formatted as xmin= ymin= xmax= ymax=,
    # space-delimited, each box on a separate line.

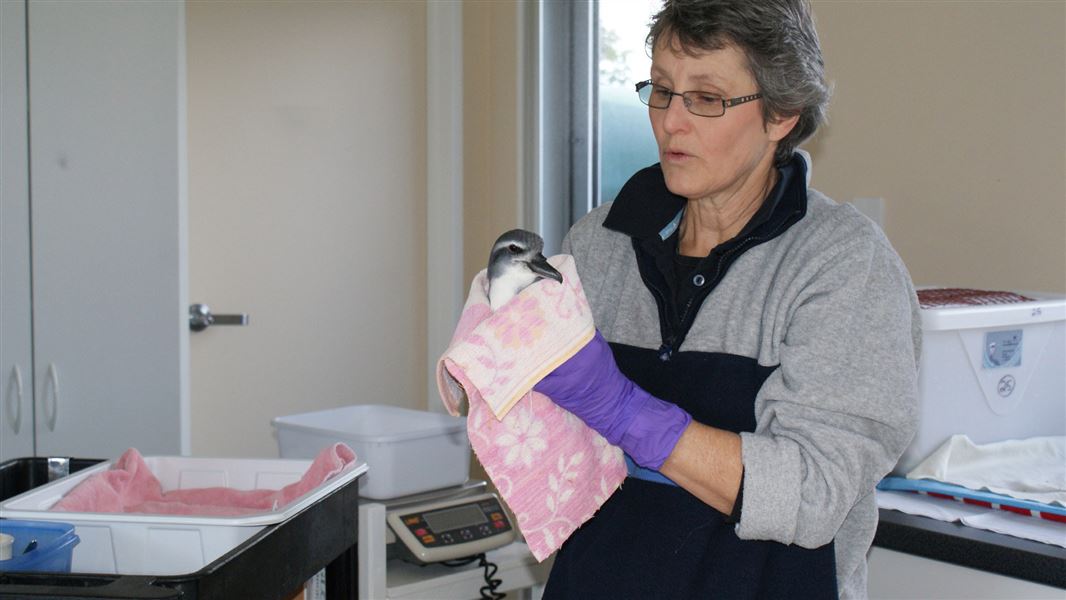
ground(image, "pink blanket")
xmin=51 ymin=444 xmax=356 ymax=516
xmin=437 ymin=254 xmax=627 ymax=561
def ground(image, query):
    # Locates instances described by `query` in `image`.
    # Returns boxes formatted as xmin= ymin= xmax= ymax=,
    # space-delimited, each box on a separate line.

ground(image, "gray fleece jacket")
xmin=560 ymin=158 xmax=920 ymax=598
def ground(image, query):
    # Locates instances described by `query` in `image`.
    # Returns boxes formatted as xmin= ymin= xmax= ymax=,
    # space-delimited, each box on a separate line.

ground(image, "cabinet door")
xmin=28 ymin=0 xmax=187 ymax=457
xmin=0 ymin=0 xmax=35 ymax=461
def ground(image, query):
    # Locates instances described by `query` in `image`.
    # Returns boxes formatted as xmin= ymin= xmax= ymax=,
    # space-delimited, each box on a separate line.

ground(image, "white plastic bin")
xmin=272 ymin=404 xmax=469 ymax=499
xmin=894 ymin=291 xmax=1066 ymax=474
xmin=0 ymin=456 xmax=367 ymax=575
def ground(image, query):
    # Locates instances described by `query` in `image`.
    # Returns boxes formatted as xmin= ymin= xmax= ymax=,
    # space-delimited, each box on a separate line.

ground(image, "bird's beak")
xmin=527 ymin=254 xmax=563 ymax=284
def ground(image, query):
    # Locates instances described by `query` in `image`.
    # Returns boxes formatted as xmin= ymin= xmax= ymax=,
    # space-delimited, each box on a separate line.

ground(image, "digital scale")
xmin=379 ymin=480 xmax=516 ymax=564
xmin=357 ymin=478 xmax=550 ymax=599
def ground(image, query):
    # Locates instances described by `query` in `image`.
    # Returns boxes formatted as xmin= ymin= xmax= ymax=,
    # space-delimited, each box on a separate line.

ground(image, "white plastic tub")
xmin=272 ymin=404 xmax=469 ymax=499
xmin=894 ymin=291 xmax=1066 ymax=474
xmin=0 ymin=456 xmax=367 ymax=575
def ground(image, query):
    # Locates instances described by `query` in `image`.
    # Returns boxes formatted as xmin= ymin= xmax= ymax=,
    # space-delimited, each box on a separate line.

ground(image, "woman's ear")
xmin=767 ymin=113 xmax=800 ymax=143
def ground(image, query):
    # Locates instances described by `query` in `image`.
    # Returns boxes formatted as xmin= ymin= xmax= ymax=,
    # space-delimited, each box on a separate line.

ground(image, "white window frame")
xmin=521 ymin=0 xmax=599 ymax=255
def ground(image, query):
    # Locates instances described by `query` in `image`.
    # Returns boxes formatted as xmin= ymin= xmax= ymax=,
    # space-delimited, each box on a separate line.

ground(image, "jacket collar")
xmin=603 ymin=152 xmax=808 ymax=244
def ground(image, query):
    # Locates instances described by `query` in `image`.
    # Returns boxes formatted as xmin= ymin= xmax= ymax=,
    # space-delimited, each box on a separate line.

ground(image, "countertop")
xmin=874 ymin=508 xmax=1066 ymax=588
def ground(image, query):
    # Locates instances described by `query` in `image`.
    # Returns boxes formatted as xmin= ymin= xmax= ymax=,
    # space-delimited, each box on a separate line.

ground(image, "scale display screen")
xmin=424 ymin=504 xmax=487 ymax=532
xmin=387 ymin=492 xmax=516 ymax=563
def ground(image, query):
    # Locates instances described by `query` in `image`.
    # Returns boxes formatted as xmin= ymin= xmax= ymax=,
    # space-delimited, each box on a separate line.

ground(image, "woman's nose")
xmin=661 ymin=95 xmax=690 ymax=134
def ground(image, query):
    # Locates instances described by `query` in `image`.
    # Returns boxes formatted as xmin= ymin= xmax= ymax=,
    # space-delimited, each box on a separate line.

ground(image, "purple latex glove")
xmin=533 ymin=331 xmax=692 ymax=469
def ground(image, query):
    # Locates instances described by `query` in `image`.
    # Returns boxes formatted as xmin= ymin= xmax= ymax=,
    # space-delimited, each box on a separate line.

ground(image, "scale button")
xmin=422 ymin=535 xmax=435 ymax=544
xmin=404 ymin=517 xmax=420 ymax=526
xmin=460 ymin=529 xmax=474 ymax=540
xmin=490 ymin=512 xmax=503 ymax=520
xmin=479 ymin=525 xmax=491 ymax=535
xmin=415 ymin=528 xmax=427 ymax=536
xmin=442 ymin=533 xmax=454 ymax=543
xmin=494 ymin=521 xmax=506 ymax=529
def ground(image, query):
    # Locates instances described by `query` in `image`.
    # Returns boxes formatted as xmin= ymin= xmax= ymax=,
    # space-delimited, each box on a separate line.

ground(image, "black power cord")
xmin=477 ymin=553 xmax=505 ymax=599
xmin=440 ymin=553 xmax=505 ymax=599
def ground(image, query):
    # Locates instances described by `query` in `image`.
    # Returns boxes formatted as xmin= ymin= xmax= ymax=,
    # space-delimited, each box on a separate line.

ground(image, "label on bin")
xmin=983 ymin=329 xmax=1022 ymax=369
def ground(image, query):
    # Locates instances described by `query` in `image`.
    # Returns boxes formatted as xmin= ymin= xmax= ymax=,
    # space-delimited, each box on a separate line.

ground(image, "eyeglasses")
xmin=635 ymin=80 xmax=762 ymax=118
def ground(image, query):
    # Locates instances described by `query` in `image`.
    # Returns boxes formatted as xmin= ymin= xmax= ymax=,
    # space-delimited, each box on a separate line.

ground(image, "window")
xmin=598 ymin=0 xmax=662 ymax=207
xmin=527 ymin=0 xmax=662 ymax=249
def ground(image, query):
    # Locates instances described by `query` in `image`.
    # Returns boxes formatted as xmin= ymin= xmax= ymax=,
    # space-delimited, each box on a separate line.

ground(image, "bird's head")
xmin=488 ymin=229 xmax=563 ymax=285
xmin=486 ymin=229 xmax=563 ymax=309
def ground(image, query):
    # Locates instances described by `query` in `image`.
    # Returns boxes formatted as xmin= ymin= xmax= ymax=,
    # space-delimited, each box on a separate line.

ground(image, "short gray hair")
xmin=647 ymin=0 xmax=831 ymax=166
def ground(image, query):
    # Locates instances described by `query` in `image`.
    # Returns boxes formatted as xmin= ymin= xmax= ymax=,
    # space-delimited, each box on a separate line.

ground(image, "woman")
xmin=533 ymin=1 xmax=920 ymax=598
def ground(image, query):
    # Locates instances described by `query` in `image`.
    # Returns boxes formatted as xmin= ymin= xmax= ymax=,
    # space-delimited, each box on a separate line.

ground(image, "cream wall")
xmin=810 ymin=0 xmax=1065 ymax=293
xmin=462 ymin=1 xmax=524 ymax=285
xmin=461 ymin=1 xmax=1065 ymax=295
xmin=186 ymin=1 xmax=427 ymax=457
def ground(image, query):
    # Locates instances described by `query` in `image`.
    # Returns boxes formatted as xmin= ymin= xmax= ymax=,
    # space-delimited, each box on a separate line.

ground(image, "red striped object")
xmin=917 ymin=288 xmax=1034 ymax=309
xmin=908 ymin=489 xmax=1066 ymax=523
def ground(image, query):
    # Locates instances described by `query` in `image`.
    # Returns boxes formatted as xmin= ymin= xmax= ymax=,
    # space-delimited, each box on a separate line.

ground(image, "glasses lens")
xmin=637 ymin=82 xmax=653 ymax=106
xmin=684 ymin=93 xmax=725 ymax=117
xmin=640 ymin=83 xmax=674 ymax=109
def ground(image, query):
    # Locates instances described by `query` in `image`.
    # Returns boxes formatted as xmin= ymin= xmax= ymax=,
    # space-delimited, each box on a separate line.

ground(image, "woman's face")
xmin=649 ymin=41 xmax=795 ymax=202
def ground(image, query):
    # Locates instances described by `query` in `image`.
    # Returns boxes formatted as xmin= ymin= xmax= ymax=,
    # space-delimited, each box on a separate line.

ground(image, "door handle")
xmin=189 ymin=303 xmax=250 ymax=332
xmin=43 ymin=363 xmax=58 ymax=432
xmin=5 ymin=365 xmax=23 ymax=434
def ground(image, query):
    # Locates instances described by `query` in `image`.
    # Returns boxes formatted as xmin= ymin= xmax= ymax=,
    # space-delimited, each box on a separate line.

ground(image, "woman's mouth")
xmin=663 ymin=150 xmax=691 ymax=162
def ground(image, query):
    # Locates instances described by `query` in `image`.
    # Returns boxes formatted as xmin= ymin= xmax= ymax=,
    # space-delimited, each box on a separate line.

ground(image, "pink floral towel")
xmin=436 ymin=254 xmax=627 ymax=561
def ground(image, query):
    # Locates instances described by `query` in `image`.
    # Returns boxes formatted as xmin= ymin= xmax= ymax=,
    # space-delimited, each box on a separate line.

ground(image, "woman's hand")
xmin=534 ymin=330 xmax=692 ymax=469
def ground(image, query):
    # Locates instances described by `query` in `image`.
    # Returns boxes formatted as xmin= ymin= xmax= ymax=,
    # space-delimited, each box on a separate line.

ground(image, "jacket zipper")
xmin=663 ymin=206 xmax=805 ymax=360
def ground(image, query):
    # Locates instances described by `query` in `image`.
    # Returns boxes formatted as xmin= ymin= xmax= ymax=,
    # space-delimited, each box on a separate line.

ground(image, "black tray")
xmin=0 ymin=457 xmax=359 ymax=599
xmin=875 ymin=508 xmax=1066 ymax=589
xmin=0 ymin=458 xmax=105 ymax=502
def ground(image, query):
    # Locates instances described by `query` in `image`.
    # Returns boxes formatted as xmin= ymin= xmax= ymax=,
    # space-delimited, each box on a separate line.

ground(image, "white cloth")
xmin=907 ymin=434 xmax=1066 ymax=506
xmin=877 ymin=490 xmax=1066 ymax=548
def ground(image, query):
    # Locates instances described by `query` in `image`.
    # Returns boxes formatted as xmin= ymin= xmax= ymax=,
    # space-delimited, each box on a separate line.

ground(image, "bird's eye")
xmin=508 ymin=244 xmax=521 ymax=253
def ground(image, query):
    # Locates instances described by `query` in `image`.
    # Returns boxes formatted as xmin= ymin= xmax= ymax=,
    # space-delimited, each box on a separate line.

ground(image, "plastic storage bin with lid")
xmin=273 ymin=404 xmax=470 ymax=499
xmin=0 ymin=519 xmax=79 ymax=572
xmin=894 ymin=289 xmax=1066 ymax=474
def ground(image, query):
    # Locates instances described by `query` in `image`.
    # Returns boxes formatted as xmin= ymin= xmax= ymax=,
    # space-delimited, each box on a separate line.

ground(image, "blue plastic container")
xmin=0 ymin=519 xmax=79 ymax=573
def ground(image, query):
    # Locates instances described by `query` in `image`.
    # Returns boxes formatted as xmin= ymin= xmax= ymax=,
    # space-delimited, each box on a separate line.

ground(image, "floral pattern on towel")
xmin=436 ymin=255 xmax=627 ymax=561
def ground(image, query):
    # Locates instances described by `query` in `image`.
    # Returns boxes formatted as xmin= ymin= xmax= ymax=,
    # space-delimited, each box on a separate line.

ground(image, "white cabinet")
xmin=868 ymin=547 xmax=1065 ymax=599
xmin=1 ymin=0 xmax=35 ymax=461
xmin=0 ymin=0 xmax=187 ymax=460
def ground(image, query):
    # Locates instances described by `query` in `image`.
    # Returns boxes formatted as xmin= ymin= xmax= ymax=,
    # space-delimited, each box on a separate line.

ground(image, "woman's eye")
xmin=692 ymin=93 xmax=721 ymax=105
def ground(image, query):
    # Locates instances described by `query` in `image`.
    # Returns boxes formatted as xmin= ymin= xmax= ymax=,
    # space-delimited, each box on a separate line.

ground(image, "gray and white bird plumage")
xmin=487 ymin=229 xmax=563 ymax=310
